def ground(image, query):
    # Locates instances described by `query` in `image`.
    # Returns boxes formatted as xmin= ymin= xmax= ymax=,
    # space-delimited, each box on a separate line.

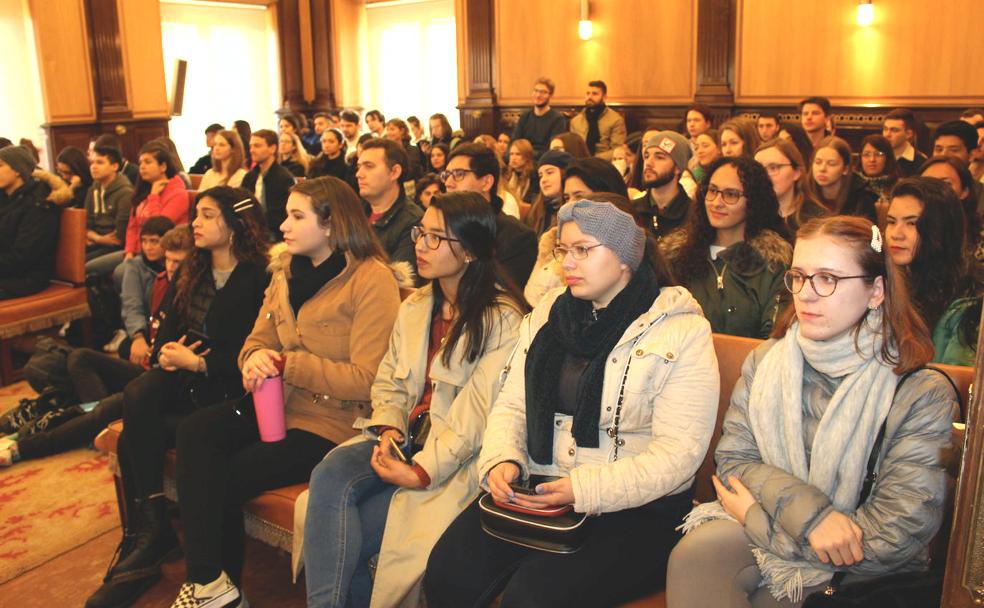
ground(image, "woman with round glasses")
xmin=754 ymin=138 xmax=829 ymax=241
xmin=424 ymin=194 xmax=719 ymax=607
xmin=857 ymin=134 xmax=901 ymax=205
xmin=301 ymin=191 xmax=527 ymax=608
xmin=660 ymin=156 xmax=792 ymax=338
xmin=668 ymin=215 xmax=956 ymax=607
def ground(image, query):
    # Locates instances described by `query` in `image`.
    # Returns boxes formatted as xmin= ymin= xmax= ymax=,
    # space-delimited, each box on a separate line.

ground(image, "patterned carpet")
xmin=0 ymin=382 xmax=118 ymax=584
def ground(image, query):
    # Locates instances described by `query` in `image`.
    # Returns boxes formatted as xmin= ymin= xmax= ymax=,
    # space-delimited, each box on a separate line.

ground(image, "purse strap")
xmin=825 ymin=365 xmax=960 ymax=595
xmin=607 ymin=315 xmax=664 ymax=461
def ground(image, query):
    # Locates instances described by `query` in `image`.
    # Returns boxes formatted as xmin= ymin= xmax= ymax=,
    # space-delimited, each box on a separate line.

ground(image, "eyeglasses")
xmin=762 ymin=162 xmax=792 ymax=175
xmin=411 ymin=225 xmax=460 ymax=250
xmin=439 ymin=169 xmax=476 ymax=183
xmin=552 ymin=243 xmax=603 ymax=262
xmin=704 ymin=184 xmax=745 ymax=205
xmin=783 ymin=270 xmax=872 ymax=297
xmin=861 ymin=151 xmax=886 ymax=159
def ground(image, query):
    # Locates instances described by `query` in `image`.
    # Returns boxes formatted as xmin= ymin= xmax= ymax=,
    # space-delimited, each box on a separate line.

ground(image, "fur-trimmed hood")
xmin=659 ymin=228 xmax=792 ymax=276
xmin=266 ymin=242 xmax=416 ymax=289
xmin=32 ymin=169 xmax=73 ymax=206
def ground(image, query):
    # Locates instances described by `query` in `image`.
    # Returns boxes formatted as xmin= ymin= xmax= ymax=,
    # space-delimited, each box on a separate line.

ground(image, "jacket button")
xmin=635 ymin=349 xmax=644 ymax=356
xmin=555 ymin=420 xmax=562 ymax=427
xmin=606 ymin=406 xmax=611 ymax=411
xmin=666 ymin=352 xmax=674 ymax=360
xmin=611 ymin=357 xmax=617 ymax=363
xmin=568 ymin=447 xmax=575 ymax=456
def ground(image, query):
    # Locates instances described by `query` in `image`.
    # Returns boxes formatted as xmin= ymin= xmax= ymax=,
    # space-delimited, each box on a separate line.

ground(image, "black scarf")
xmin=524 ymin=262 xmax=660 ymax=464
xmin=141 ymin=254 xmax=165 ymax=275
xmin=584 ymin=102 xmax=606 ymax=155
xmin=288 ymin=250 xmax=347 ymax=315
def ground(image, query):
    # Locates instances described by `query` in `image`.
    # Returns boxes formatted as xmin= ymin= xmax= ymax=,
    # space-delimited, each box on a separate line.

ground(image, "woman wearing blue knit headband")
xmin=425 ymin=193 xmax=719 ymax=606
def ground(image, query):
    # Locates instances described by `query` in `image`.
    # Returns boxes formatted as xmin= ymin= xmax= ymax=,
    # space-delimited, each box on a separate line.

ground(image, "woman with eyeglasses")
xmin=668 ymin=215 xmax=956 ymax=608
xmin=660 ymin=156 xmax=792 ymax=339
xmin=754 ymin=138 xmax=829 ymax=241
xmin=857 ymin=134 xmax=901 ymax=205
xmin=806 ymin=136 xmax=879 ymax=224
xmin=162 ymin=177 xmax=404 ymax=607
xmin=424 ymin=193 xmax=718 ymax=607
xmin=300 ymin=191 xmax=527 ymax=608
xmin=885 ymin=176 xmax=980 ymax=366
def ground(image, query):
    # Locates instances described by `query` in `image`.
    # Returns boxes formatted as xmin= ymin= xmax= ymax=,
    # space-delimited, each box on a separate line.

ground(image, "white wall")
xmin=160 ymin=0 xmax=281 ymax=170
xmin=0 ymin=0 xmax=47 ymax=161
xmin=364 ymin=0 xmax=459 ymax=132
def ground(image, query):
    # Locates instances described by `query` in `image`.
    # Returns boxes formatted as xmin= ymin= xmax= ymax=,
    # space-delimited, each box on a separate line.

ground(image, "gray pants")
xmin=666 ymin=519 xmax=830 ymax=608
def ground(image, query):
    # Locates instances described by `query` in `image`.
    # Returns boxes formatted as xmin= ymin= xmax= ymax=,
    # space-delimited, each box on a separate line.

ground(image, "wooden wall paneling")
xmin=85 ymin=0 xmax=129 ymax=118
xmin=310 ymin=0 xmax=335 ymax=110
xmin=735 ymin=0 xmax=984 ymax=106
xmin=694 ymin=0 xmax=735 ymax=115
xmin=28 ymin=0 xmax=97 ymax=123
xmin=493 ymin=0 xmax=695 ymax=106
xmin=457 ymin=0 xmax=498 ymax=136
xmin=43 ymin=118 xmax=169 ymax=167
xmin=329 ymin=0 xmax=363 ymax=110
xmin=278 ymin=0 xmax=305 ymax=110
xmin=116 ymin=0 xmax=169 ymax=119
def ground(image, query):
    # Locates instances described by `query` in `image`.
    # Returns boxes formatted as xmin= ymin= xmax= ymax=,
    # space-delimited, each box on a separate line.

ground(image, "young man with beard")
xmin=882 ymin=108 xmax=927 ymax=176
xmin=756 ymin=111 xmax=781 ymax=142
xmin=512 ymin=77 xmax=567 ymax=159
xmin=633 ymin=131 xmax=693 ymax=239
xmin=799 ymin=96 xmax=832 ymax=147
xmin=339 ymin=110 xmax=362 ymax=159
xmin=241 ymin=129 xmax=297 ymax=240
xmin=357 ymin=138 xmax=422 ymax=270
xmin=569 ymin=80 xmax=626 ymax=160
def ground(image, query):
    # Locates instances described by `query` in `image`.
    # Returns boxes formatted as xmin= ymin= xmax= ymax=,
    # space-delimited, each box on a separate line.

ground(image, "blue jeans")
xmin=304 ymin=440 xmax=398 ymax=608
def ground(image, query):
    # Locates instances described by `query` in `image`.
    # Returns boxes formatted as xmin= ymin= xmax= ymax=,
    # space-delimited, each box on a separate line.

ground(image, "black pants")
xmin=424 ymin=490 xmax=693 ymax=608
xmin=67 ymin=347 xmax=143 ymax=403
xmin=175 ymin=399 xmax=334 ymax=586
xmin=18 ymin=393 xmax=123 ymax=460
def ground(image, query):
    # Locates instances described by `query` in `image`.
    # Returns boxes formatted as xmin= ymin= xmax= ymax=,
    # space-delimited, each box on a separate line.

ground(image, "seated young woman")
xmin=754 ymin=138 xmax=829 ymax=241
xmin=806 ymin=136 xmax=879 ymax=224
xmin=300 ymin=190 xmax=527 ymax=608
xmin=885 ymin=176 xmax=980 ymax=366
xmin=161 ymin=176 xmax=404 ymax=608
xmin=667 ymin=215 xmax=958 ymax=608
xmin=424 ymin=196 xmax=720 ymax=608
xmin=660 ymin=156 xmax=792 ymax=339
xmin=85 ymin=186 xmax=271 ymax=608
xmin=198 ymin=130 xmax=248 ymax=190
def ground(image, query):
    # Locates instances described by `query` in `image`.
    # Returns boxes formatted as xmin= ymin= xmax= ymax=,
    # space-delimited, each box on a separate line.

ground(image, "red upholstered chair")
xmin=189 ymin=174 xmax=203 ymax=190
xmin=0 ymin=208 xmax=90 ymax=385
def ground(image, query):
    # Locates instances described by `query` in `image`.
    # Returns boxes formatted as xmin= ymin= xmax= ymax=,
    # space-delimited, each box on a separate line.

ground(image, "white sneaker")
xmin=169 ymin=571 xmax=243 ymax=608
xmin=103 ymin=329 xmax=127 ymax=353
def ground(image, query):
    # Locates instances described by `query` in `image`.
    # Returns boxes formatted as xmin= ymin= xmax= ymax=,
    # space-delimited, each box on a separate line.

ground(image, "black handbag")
xmin=803 ymin=367 xmax=960 ymax=607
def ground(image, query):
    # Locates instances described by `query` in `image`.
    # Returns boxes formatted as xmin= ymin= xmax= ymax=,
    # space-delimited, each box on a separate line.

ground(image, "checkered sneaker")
xmin=169 ymin=573 xmax=242 ymax=608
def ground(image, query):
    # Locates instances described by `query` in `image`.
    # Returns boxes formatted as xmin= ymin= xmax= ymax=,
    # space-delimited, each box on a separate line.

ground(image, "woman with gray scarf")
xmin=667 ymin=215 xmax=958 ymax=607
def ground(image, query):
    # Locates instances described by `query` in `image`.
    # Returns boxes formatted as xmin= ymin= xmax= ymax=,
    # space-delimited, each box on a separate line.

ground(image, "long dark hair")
xmin=674 ymin=156 xmax=783 ymax=281
xmin=889 ymin=177 xmax=975 ymax=337
xmin=429 ymin=191 xmax=529 ymax=366
xmin=131 ymin=143 xmax=178 ymax=212
xmin=173 ymin=186 xmax=270 ymax=323
xmin=920 ymin=155 xmax=982 ymax=248
xmin=56 ymin=146 xmax=92 ymax=190
xmin=860 ymin=134 xmax=901 ymax=179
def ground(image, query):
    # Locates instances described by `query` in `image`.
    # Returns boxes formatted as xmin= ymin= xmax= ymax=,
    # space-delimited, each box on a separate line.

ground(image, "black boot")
xmin=110 ymin=495 xmax=181 ymax=581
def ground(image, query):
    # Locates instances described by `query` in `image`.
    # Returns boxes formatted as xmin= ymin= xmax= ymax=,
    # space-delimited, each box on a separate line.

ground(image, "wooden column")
xmin=694 ymin=0 xmax=736 ymax=120
xmin=311 ymin=0 xmax=335 ymax=110
xmin=277 ymin=0 xmax=306 ymax=111
xmin=277 ymin=0 xmax=335 ymax=117
xmin=457 ymin=0 xmax=498 ymax=136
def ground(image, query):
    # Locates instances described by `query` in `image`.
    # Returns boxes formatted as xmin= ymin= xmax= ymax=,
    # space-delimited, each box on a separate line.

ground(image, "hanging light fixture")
xmin=856 ymin=0 xmax=874 ymax=27
xmin=578 ymin=0 xmax=592 ymax=40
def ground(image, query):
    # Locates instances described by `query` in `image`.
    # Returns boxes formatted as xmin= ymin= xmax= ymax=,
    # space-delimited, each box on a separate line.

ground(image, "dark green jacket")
xmin=660 ymin=229 xmax=792 ymax=339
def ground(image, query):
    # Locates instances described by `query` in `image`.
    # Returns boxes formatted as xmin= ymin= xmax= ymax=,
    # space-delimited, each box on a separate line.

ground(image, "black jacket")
xmin=839 ymin=173 xmax=880 ymax=225
xmin=492 ymin=195 xmax=537 ymax=289
xmin=152 ymin=261 xmax=270 ymax=402
xmin=307 ymin=154 xmax=348 ymax=180
xmin=189 ymin=153 xmax=212 ymax=175
xmin=0 ymin=178 xmax=60 ymax=299
xmin=633 ymin=185 xmax=693 ymax=240
xmin=241 ymin=162 xmax=296 ymax=241
xmin=512 ymin=109 xmax=567 ymax=158
xmin=365 ymin=194 xmax=422 ymax=271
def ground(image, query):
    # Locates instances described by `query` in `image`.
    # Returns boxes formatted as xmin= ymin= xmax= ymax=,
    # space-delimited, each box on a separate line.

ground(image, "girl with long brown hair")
xmin=755 ymin=137 xmax=829 ymax=240
xmin=199 ymin=130 xmax=247 ymax=190
xmin=806 ymin=136 xmax=878 ymax=223
xmin=85 ymin=186 xmax=270 ymax=608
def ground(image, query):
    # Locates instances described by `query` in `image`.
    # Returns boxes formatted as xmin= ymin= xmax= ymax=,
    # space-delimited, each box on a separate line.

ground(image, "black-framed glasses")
xmin=552 ymin=243 xmax=603 ymax=262
xmin=411 ymin=225 xmax=460 ymax=250
xmin=783 ymin=270 xmax=872 ymax=297
xmin=439 ymin=169 xmax=476 ymax=183
xmin=705 ymin=184 xmax=745 ymax=205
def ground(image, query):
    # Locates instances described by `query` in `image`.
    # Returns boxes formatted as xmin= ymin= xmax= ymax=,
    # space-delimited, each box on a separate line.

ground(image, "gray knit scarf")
xmin=681 ymin=311 xmax=898 ymax=602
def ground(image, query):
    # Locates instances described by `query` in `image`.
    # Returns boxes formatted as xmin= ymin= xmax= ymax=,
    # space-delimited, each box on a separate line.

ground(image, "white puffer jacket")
xmin=478 ymin=285 xmax=720 ymax=515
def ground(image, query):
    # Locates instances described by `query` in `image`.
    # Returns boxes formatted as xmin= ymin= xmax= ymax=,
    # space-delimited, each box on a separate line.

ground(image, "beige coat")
xmin=569 ymin=105 xmax=627 ymax=160
xmin=478 ymin=286 xmax=720 ymax=515
xmin=293 ymin=284 xmax=523 ymax=607
xmin=238 ymin=251 xmax=404 ymax=443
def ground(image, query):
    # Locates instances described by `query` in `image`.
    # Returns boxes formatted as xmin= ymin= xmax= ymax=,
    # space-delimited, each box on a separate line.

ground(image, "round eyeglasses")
xmin=783 ymin=270 xmax=872 ymax=297
xmin=411 ymin=225 xmax=460 ymax=250
xmin=704 ymin=184 xmax=745 ymax=205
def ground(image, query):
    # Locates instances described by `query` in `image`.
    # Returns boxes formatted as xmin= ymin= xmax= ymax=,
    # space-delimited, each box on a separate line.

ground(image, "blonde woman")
xmin=504 ymin=138 xmax=537 ymax=203
xmin=199 ymin=129 xmax=247 ymax=190
xmin=279 ymin=131 xmax=310 ymax=178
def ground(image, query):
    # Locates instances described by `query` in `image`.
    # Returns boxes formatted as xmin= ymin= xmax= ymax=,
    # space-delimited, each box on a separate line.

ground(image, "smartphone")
xmin=185 ymin=329 xmax=211 ymax=352
xmin=508 ymin=474 xmax=560 ymax=496
xmin=385 ymin=436 xmax=409 ymax=464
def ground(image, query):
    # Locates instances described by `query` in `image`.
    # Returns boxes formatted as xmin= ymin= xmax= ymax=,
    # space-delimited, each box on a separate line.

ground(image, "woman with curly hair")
xmin=659 ymin=156 xmax=792 ymax=338
xmin=85 ymin=186 xmax=271 ymax=608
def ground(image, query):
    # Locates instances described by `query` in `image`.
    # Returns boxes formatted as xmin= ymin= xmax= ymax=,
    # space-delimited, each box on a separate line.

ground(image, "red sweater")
xmin=125 ymin=176 xmax=189 ymax=253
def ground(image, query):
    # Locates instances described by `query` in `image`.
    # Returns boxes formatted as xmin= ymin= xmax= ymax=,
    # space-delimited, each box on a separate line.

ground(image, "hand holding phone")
xmin=385 ymin=436 xmax=409 ymax=464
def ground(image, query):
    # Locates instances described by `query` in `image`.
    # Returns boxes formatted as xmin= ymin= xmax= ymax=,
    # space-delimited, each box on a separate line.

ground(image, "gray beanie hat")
xmin=557 ymin=199 xmax=646 ymax=270
xmin=0 ymin=146 xmax=35 ymax=182
xmin=645 ymin=131 xmax=692 ymax=172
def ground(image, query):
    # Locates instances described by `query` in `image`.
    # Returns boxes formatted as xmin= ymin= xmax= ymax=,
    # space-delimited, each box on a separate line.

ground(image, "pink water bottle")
xmin=252 ymin=375 xmax=286 ymax=442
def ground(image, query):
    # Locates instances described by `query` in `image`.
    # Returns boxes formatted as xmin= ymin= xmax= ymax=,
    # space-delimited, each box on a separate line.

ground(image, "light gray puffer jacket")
xmin=717 ymin=340 xmax=958 ymax=575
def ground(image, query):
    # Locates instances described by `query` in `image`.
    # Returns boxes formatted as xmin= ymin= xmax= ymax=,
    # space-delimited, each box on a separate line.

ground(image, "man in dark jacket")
xmin=633 ymin=131 xmax=694 ymax=240
xmin=241 ymin=129 xmax=296 ymax=241
xmin=356 ymin=139 xmax=422 ymax=272
xmin=444 ymin=144 xmax=536 ymax=289
xmin=512 ymin=77 xmax=567 ymax=159
xmin=0 ymin=146 xmax=60 ymax=299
